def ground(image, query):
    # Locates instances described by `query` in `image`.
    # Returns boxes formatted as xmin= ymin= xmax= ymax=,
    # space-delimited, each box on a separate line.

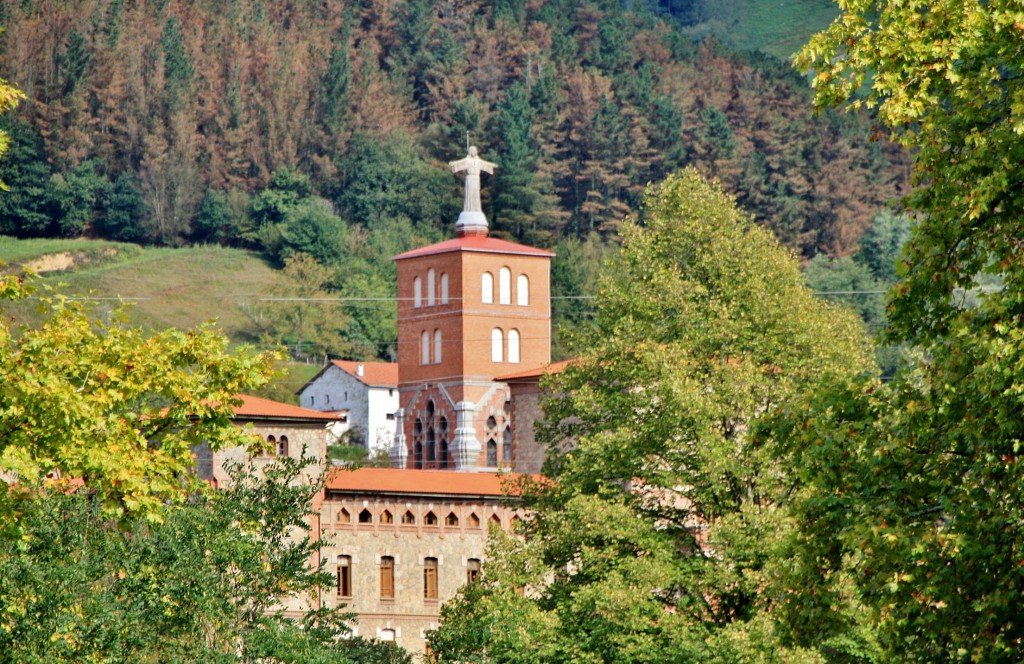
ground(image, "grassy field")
xmin=0 ymin=238 xmax=282 ymax=342
xmin=736 ymin=0 xmax=839 ymax=60
xmin=0 ymin=237 xmax=334 ymax=404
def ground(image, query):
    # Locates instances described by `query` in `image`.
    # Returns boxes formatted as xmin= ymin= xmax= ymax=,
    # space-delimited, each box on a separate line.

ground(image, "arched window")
xmin=338 ymin=508 xmax=351 ymax=524
xmin=499 ymin=267 xmax=511 ymax=304
xmin=440 ymin=273 xmax=449 ymax=304
xmin=517 ymin=274 xmax=529 ymax=305
xmin=380 ymin=510 xmax=393 ymax=524
xmin=486 ymin=439 xmax=497 ymax=467
xmin=433 ymin=329 xmax=442 ymax=364
xmin=503 ymin=427 xmax=512 ymax=463
xmin=491 ymin=328 xmax=503 ymax=362
xmin=468 ymin=513 xmax=480 ymax=528
xmin=277 ymin=435 xmax=289 ymax=456
xmin=266 ymin=435 xmax=276 ymax=457
xmin=337 ymin=555 xmax=352 ymax=597
xmin=413 ymin=276 xmax=422 ymax=308
xmin=421 ymin=330 xmax=430 ymax=365
xmin=439 ymin=439 xmax=449 ymax=469
xmin=425 ymin=511 xmax=438 ymax=526
xmin=446 ymin=512 xmax=459 ymax=527
xmin=508 ymin=329 xmax=520 ymax=364
xmin=402 ymin=510 xmax=416 ymax=525
xmin=427 ymin=268 xmax=436 ymax=306
xmin=358 ymin=509 xmax=373 ymax=524
xmin=414 ymin=442 xmax=423 ymax=469
xmin=427 ymin=428 xmax=436 ymax=469
xmin=490 ymin=514 xmax=502 ymax=528
xmin=481 ymin=272 xmax=494 ymax=304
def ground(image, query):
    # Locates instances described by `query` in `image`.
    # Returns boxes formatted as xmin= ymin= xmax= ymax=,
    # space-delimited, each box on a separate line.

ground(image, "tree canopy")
xmin=429 ymin=168 xmax=875 ymax=662
xmin=0 ymin=275 xmax=275 ymax=522
xmin=0 ymin=455 xmax=413 ymax=664
xmin=773 ymin=2 xmax=1024 ymax=660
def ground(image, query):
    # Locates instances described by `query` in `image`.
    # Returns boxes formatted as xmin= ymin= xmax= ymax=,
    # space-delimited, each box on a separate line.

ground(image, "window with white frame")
xmin=482 ymin=272 xmax=493 ymax=304
xmin=421 ymin=330 xmax=430 ymax=365
xmin=508 ymin=329 xmax=520 ymax=363
xmin=413 ymin=276 xmax=422 ymax=308
xmin=491 ymin=328 xmax=503 ymax=362
xmin=499 ymin=267 xmax=511 ymax=304
xmin=427 ymin=268 xmax=436 ymax=306
xmin=433 ymin=329 xmax=442 ymax=364
xmin=440 ymin=273 xmax=449 ymax=304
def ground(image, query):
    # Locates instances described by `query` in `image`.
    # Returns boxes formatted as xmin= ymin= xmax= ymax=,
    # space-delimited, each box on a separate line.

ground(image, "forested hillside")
xmin=0 ymin=0 xmax=908 ymax=359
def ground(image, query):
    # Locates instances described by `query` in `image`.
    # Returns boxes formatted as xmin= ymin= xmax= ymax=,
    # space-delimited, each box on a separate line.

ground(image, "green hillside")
xmin=736 ymin=0 xmax=839 ymax=59
xmin=0 ymin=239 xmax=278 ymax=340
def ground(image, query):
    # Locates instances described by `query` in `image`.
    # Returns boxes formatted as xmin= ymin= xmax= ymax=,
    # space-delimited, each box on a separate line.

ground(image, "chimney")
xmin=356 ymin=363 xmax=365 ymax=377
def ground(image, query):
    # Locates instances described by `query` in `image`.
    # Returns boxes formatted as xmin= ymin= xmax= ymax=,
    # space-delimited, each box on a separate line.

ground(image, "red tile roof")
xmin=326 ymin=467 xmax=523 ymax=497
xmin=393 ymin=235 xmax=555 ymax=261
xmin=330 ymin=360 xmax=399 ymax=387
xmin=232 ymin=394 xmax=342 ymax=421
xmin=495 ymin=359 xmax=576 ymax=383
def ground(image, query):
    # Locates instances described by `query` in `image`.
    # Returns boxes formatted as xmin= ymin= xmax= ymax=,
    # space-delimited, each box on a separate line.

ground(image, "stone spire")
xmin=448 ymin=146 xmax=497 ymax=237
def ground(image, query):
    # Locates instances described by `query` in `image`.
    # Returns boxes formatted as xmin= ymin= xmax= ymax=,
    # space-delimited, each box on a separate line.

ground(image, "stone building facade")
xmin=317 ymin=468 xmax=522 ymax=654
xmin=194 ymin=393 xmax=339 ymax=487
xmin=297 ymin=360 xmax=399 ymax=455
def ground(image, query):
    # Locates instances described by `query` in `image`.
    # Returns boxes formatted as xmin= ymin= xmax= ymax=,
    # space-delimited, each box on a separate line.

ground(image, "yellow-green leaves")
xmin=0 ymin=283 xmax=276 ymax=522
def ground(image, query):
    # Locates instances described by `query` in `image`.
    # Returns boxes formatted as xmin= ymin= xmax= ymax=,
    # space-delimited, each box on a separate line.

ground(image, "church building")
xmin=389 ymin=147 xmax=554 ymax=473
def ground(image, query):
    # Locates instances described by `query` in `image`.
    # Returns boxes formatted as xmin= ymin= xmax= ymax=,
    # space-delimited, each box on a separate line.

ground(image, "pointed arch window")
xmin=421 ymin=330 xmax=430 ymax=365
xmin=491 ymin=329 xmax=503 ymax=363
xmin=427 ymin=427 xmax=436 ymax=469
xmin=414 ymin=442 xmax=423 ymax=469
xmin=427 ymin=268 xmax=436 ymax=306
xmin=482 ymin=272 xmax=493 ymax=304
xmin=508 ymin=329 xmax=520 ymax=364
xmin=486 ymin=439 xmax=498 ymax=467
xmin=440 ymin=273 xmax=449 ymax=304
xmin=499 ymin=267 xmax=511 ymax=304
xmin=402 ymin=510 xmax=416 ymax=525
xmin=439 ymin=439 xmax=449 ymax=469
xmin=433 ymin=329 xmax=442 ymax=364
xmin=503 ymin=426 xmax=512 ymax=463
xmin=413 ymin=276 xmax=422 ymax=308
xmin=517 ymin=274 xmax=529 ymax=305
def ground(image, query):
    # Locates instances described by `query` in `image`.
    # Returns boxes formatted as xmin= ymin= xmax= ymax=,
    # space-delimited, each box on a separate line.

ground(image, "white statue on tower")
xmin=449 ymin=146 xmax=497 ymax=236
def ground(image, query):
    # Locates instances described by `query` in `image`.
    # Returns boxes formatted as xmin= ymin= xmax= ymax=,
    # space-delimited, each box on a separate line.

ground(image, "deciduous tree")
xmin=430 ymin=169 xmax=875 ymax=662
xmin=0 ymin=277 xmax=275 ymax=522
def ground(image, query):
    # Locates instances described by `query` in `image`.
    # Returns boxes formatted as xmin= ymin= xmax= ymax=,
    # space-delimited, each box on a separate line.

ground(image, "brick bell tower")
xmin=390 ymin=147 xmax=553 ymax=471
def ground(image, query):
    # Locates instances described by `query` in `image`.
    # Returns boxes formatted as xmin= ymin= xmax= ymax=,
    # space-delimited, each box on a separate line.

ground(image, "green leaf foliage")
xmin=0 ymin=276 xmax=276 ymax=522
xmin=429 ymin=169 xmax=876 ymax=662
xmin=775 ymin=2 xmax=1024 ymax=660
xmin=0 ymin=455 xmax=413 ymax=663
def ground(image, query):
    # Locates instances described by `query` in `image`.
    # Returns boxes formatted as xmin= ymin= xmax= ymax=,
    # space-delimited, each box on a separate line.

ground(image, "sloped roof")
xmin=330 ymin=360 xmax=398 ymax=387
xmin=326 ymin=467 xmax=522 ymax=498
xmin=393 ymin=235 xmax=555 ymax=261
xmin=297 ymin=360 xmax=399 ymax=394
xmin=495 ymin=359 xmax=576 ymax=383
xmin=232 ymin=394 xmax=342 ymax=421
